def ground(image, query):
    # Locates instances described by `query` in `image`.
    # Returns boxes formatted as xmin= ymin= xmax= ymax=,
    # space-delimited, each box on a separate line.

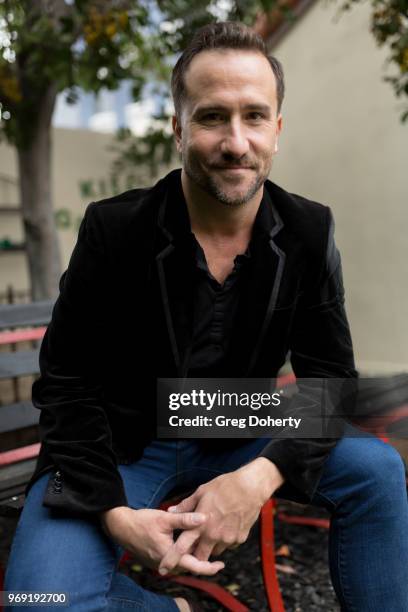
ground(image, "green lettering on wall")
xmin=78 ymin=174 xmax=141 ymax=201
xmin=79 ymin=180 xmax=95 ymax=198
xmin=55 ymin=208 xmax=71 ymax=229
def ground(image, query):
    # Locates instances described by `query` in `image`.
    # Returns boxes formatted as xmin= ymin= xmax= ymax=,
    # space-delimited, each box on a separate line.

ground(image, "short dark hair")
xmin=171 ymin=21 xmax=285 ymax=119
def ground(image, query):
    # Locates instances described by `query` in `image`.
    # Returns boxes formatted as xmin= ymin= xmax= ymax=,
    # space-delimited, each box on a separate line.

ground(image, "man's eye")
xmin=247 ymin=112 xmax=264 ymax=121
xmin=201 ymin=113 xmax=223 ymax=122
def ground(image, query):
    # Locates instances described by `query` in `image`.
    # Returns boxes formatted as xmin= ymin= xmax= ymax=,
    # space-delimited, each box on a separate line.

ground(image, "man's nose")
xmin=220 ymin=121 xmax=250 ymax=159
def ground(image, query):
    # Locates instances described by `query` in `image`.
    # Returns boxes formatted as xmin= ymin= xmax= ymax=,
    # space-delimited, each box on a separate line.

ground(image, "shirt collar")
xmin=160 ymin=168 xmax=277 ymax=247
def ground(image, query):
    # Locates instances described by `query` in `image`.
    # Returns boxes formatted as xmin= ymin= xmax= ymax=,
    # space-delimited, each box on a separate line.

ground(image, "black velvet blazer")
xmin=28 ymin=169 xmax=357 ymax=516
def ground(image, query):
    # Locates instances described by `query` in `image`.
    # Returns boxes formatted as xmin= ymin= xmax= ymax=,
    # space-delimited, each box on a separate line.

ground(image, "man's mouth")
xmin=213 ymin=165 xmax=254 ymax=171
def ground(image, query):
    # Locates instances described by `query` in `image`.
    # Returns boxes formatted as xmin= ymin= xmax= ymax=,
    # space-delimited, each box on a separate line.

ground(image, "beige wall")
xmin=0 ymin=129 xmax=167 ymax=299
xmin=0 ymin=1 xmax=407 ymax=373
xmin=0 ymin=130 xmax=111 ymax=295
xmin=269 ymin=1 xmax=408 ymax=373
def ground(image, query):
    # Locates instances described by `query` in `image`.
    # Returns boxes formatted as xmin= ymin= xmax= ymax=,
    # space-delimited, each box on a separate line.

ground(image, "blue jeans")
xmin=5 ymin=431 xmax=408 ymax=611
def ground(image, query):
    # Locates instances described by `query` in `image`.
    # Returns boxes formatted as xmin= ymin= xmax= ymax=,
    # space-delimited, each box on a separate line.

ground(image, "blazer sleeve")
xmin=258 ymin=207 xmax=358 ymax=502
xmin=32 ymin=202 xmax=128 ymax=516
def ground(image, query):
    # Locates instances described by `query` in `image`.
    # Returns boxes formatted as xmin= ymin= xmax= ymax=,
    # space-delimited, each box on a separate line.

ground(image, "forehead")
xmin=183 ymin=49 xmax=277 ymax=110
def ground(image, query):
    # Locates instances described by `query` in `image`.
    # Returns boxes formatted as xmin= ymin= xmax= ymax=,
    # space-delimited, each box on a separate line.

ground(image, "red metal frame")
xmin=260 ymin=499 xmax=285 ymax=612
xmin=352 ymin=404 xmax=408 ymax=439
xmin=275 ymin=373 xmax=296 ymax=388
xmin=276 ymin=511 xmax=330 ymax=530
xmin=157 ymin=574 xmax=249 ymax=611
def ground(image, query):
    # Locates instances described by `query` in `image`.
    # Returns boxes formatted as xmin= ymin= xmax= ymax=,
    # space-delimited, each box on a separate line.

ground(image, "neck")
xmin=181 ymin=169 xmax=263 ymax=239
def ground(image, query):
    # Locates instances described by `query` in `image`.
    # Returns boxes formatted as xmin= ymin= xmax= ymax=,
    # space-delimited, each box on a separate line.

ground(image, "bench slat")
xmin=0 ymin=327 xmax=46 ymax=345
xmin=0 ymin=459 xmax=37 ymax=501
xmin=0 ymin=401 xmax=39 ymax=433
xmin=0 ymin=303 xmax=53 ymax=517
xmin=0 ymin=300 xmax=53 ymax=330
xmin=0 ymin=459 xmax=37 ymax=516
xmin=0 ymin=495 xmax=26 ymax=517
xmin=0 ymin=443 xmax=41 ymax=466
xmin=0 ymin=458 xmax=37 ymax=485
xmin=0 ymin=349 xmax=40 ymax=379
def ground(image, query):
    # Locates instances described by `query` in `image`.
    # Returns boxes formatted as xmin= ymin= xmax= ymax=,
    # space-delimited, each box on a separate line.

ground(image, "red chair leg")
xmin=260 ymin=499 xmax=285 ymax=612
xmin=276 ymin=511 xmax=330 ymax=530
xmin=120 ymin=553 xmax=249 ymax=611
xmin=157 ymin=573 xmax=249 ymax=611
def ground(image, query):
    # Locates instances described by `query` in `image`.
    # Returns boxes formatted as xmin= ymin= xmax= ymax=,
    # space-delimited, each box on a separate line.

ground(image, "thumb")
xmin=167 ymin=511 xmax=206 ymax=530
xmin=168 ymin=493 xmax=197 ymax=514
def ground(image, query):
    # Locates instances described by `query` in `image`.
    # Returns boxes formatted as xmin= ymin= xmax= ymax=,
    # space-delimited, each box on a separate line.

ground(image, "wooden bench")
xmin=0 ymin=300 xmax=52 ymax=516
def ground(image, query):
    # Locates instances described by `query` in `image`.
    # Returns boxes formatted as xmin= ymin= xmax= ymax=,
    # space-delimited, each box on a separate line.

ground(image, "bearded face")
xmin=174 ymin=49 xmax=282 ymax=208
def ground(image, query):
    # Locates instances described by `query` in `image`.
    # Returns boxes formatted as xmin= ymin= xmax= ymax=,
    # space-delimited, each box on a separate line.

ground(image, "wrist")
xmin=241 ymin=457 xmax=285 ymax=502
xmin=99 ymin=505 xmax=129 ymax=531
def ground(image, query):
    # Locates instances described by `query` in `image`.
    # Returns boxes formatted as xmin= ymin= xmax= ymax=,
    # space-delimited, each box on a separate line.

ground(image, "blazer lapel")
xmin=155 ymin=171 xmax=196 ymax=377
xmin=225 ymin=186 xmax=286 ymax=375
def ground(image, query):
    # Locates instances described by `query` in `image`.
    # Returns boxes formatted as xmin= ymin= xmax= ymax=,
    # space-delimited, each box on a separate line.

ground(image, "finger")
xmin=167 ymin=492 xmax=198 ymax=513
xmin=193 ymin=539 xmax=214 ymax=562
xmin=166 ymin=512 xmax=206 ymax=530
xmin=159 ymin=529 xmax=200 ymax=574
xmin=212 ymin=543 xmax=227 ymax=556
xmin=178 ymin=553 xmax=225 ymax=576
xmin=214 ymin=542 xmax=240 ymax=556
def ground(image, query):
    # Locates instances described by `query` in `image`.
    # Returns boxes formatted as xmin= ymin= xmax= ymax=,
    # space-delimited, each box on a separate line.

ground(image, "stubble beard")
xmin=184 ymin=153 xmax=271 ymax=207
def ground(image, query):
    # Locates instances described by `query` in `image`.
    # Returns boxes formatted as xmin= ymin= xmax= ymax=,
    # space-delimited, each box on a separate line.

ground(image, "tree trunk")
xmin=17 ymin=85 xmax=61 ymax=301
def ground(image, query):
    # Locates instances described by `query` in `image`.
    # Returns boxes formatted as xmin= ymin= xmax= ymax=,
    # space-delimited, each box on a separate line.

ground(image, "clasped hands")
xmin=100 ymin=458 xmax=283 ymax=577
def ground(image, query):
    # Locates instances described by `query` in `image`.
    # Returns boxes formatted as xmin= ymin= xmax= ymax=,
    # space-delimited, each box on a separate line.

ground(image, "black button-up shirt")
xmin=188 ymin=237 xmax=250 ymax=377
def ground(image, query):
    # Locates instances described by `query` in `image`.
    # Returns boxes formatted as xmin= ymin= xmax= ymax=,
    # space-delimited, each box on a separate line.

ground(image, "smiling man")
xmin=5 ymin=21 xmax=408 ymax=612
xmin=177 ymin=50 xmax=281 ymax=209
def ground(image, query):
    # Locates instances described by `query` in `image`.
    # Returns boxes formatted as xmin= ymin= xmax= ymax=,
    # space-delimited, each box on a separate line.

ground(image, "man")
xmin=5 ymin=21 xmax=408 ymax=612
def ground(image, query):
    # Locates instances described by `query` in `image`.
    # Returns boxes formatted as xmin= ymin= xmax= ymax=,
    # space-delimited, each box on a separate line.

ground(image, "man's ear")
xmin=172 ymin=115 xmax=182 ymax=153
xmin=274 ymin=113 xmax=283 ymax=154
